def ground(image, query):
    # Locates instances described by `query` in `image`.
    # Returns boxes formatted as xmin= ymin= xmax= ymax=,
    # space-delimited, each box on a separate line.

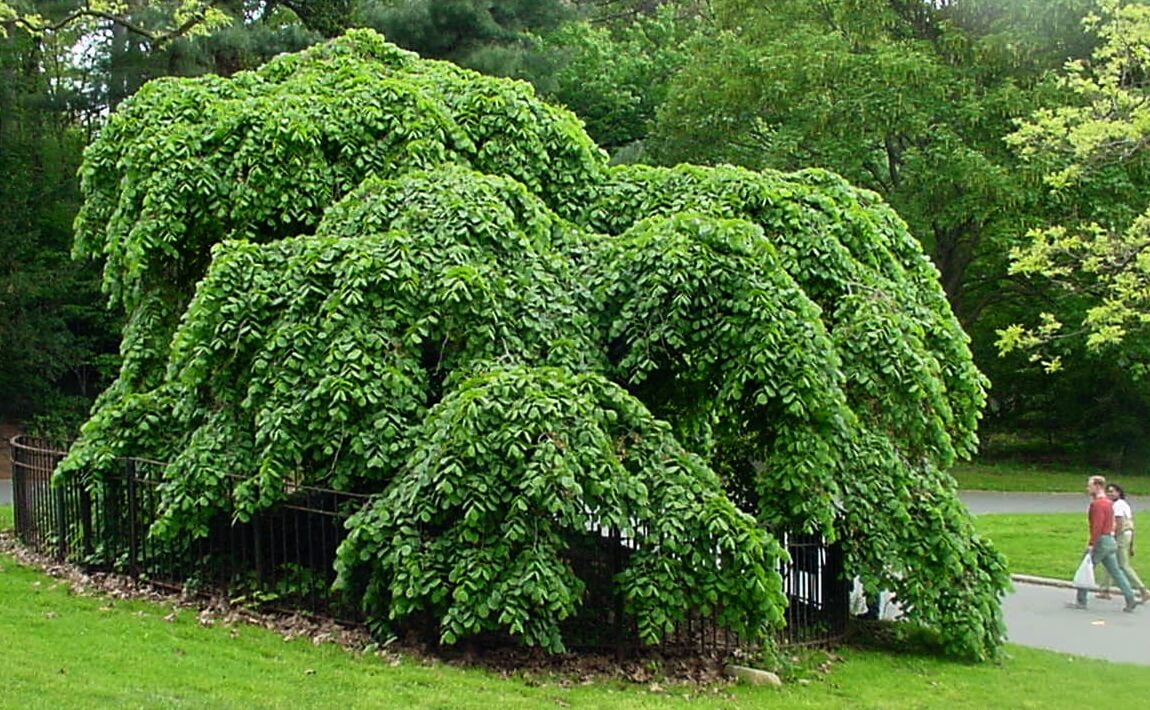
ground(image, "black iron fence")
xmin=9 ymin=436 xmax=848 ymax=652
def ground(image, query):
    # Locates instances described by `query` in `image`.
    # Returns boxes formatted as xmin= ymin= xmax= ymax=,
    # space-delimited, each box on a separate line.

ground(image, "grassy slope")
xmin=6 ymin=492 xmax=1150 ymax=707
xmin=4 ymin=553 xmax=1150 ymax=709
xmin=0 ymin=521 xmax=1149 ymax=707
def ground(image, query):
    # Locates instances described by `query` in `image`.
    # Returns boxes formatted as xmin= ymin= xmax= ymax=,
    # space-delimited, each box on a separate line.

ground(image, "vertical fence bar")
xmin=610 ymin=528 xmax=624 ymax=661
xmin=79 ymin=485 xmax=93 ymax=559
xmin=11 ymin=436 xmax=23 ymax=541
xmin=320 ymin=494 xmax=332 ymax=617
xmin=125 ymin=459 xmax=139 ymax=578
xmin=29 ymin=442 xmax=39 ymax=551
xmin=53 ymin=460 xmax=66 ymax=561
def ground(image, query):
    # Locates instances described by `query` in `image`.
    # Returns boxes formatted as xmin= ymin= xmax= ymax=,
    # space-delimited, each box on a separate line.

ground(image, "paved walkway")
xmin=959 ymin=490 xmax=1148 ymax=515
xmin=1005 ymin=578 xmax=1150 ymax=665
xmin=0 ymin=479 xmax=9 ymax=506
xmin=959 ymin=489 xmax=1150 ymax=665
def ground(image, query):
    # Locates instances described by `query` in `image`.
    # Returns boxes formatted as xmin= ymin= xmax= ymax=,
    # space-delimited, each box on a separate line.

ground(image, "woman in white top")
xmin=1099 ymin=483 xmax=1150 ymax=603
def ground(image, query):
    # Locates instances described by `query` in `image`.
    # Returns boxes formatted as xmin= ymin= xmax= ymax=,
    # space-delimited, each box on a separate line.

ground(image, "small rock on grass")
xmin=724 ymin=664 xmax=782 ymax=687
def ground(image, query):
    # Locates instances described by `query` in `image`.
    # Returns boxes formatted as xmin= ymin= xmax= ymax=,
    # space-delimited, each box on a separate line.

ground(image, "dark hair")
xmin=1107 ymin=483 xmax=1127 ymax=500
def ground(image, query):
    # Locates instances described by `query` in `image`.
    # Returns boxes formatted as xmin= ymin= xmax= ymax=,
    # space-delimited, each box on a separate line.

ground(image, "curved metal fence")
xmin=8 ymin=435 xmax=849 ymax=652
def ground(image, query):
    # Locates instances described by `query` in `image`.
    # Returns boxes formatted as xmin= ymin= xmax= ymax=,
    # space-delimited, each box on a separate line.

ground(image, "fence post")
xmin=126 ymin=459 xmax=139 ymax=578
xmin=54 ymin=476 xmax=67 ymax=561
xmin=11 ymin=434 xmax=24 ymax=540
xmin=79 ymin=485 xmax=94 ymax=559
xmin=11 ymin=437 xmax=23 ymax=541
xmin=611 ymin=528 xmax=624 ymax=662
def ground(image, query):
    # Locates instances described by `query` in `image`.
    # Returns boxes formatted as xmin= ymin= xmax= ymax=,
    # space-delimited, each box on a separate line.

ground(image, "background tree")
xmin=0 ymin=1 xmax=320 ymax=427
xmin=992 ymin=0 xmax=1150 ymax=468
xmin=1002 ymin=0 xmax=1150 ymax=368
xmin=0 ymin=0 xmax=230 ymax=40
xmin=522 ymin=6 xmax=696 ymax=156
xmin=352 ymin=0 xmax=573 ymax=73
xmin=649 ymin=0 xmax=1150 ymax=468
xmin=0 ymin=4 xmax=121 ymax=424
xmin=651 ymin=0 xmax=1095 ymax=324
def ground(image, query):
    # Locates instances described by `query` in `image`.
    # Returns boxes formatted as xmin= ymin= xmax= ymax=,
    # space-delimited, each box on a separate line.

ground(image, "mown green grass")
xmin=975 ymin=512 xmax=1150 ymax=587
xmin=3 ymin=550 xmax=1150 ymax=709
xmin=8 ymin=494 xmax=1150 ymax=706
xmin=951 ymin=462 xmax=1149 ymax=494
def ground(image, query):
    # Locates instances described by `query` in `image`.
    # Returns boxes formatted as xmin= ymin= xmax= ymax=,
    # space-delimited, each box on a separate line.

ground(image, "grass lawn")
xmin=950 ymin=462 xmax=1149 ymax=494
xmin=975 ymin=512 xmax=1150 ymax=587
xmin=2 ymin=552 xmax=1150 ymax=709
xmin=0 ymin=498 xmax=1148 ymax=708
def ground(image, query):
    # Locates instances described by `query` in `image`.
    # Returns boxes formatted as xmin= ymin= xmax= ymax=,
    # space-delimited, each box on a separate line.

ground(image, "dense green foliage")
xmin=57 ymin=30 xmax=1008 ymax=660
xmin=70 ymin=31 xmax=601 ymax=391
xmin=582 ymin=165 xmax=1002 ymax=656
xmin=0 ymin=13 xmax=120 ymax=422
xmin=339 ymin=366 xmax=784 ymax=651
xmin=643 ymin=0 xmax=1150 ymax=470
xmin=524 ymin=9 xmax=696 ymax=154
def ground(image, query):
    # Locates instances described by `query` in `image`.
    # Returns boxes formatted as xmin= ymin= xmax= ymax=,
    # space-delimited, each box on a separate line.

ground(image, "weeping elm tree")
xmin=60 ymin=30 xmax=1008 ymax=660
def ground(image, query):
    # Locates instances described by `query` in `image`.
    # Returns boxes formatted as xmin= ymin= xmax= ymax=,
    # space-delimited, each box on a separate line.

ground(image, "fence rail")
xmin=8 ymin=435 xmax=849 ymax=653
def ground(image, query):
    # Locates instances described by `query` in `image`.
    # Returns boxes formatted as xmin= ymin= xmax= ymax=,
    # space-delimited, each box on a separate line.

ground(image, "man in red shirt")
xmin=1072 ymin=475 xmax=1138 ymax=611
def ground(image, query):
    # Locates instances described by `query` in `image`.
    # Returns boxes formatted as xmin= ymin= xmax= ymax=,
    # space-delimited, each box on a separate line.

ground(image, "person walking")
xmin=1070 ymin=475 xmax=1138 ymax=612
xmin=1097 ymin=483 xmax=1150 ymax=603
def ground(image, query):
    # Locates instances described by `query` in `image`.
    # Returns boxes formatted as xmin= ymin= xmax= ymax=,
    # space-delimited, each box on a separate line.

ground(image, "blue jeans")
xmin=1077 ymin=535 xmax=1136 ymax=607
xmin=1098 ymin=529 xmax=1146 ymax=592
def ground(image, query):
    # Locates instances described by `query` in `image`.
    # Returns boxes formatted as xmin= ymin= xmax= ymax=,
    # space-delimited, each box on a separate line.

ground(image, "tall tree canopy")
xmin=522 ymin=7 xmax=696 ymax=155
xmin=650 ymin=0 xmax=1095 ymax=324
xmin=0 ymin=1 xmax=232 ymax=43
xmin=646 ymin=0 xmax=1150 ymax=466
xmin=59 ymin=29 xmax=1006 ymax=659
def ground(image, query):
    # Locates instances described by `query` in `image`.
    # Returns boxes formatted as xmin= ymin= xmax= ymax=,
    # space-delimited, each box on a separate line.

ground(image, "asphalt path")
xmin=959 ymin=489 xmax=1150 ymax=665
xmin=1004 ymin=579 xmax=1150 ymax=665
xmin=960 ymin=490 xmax=1149 ymax=515
xmin=0 ymin=478 xmax=9 ymax=506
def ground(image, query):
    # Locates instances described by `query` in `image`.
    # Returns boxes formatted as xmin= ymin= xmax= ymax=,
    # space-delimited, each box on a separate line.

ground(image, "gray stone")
xmin=724 ymin=664 xmax=782 ymax=687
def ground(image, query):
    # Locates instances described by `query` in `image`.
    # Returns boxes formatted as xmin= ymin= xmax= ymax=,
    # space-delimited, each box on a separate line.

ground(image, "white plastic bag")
xmin=1073 ymin=552 xmax=1095 ymax=589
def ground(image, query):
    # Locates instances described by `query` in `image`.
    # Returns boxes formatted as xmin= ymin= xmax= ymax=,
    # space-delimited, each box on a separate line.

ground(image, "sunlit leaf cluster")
xmin=1004 ymin=1 xmax=1150 ymax=366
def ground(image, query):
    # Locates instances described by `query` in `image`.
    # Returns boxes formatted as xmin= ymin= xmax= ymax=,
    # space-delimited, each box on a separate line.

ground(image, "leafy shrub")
xmin=60 ymin=30 xmax=1007 ymax=660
